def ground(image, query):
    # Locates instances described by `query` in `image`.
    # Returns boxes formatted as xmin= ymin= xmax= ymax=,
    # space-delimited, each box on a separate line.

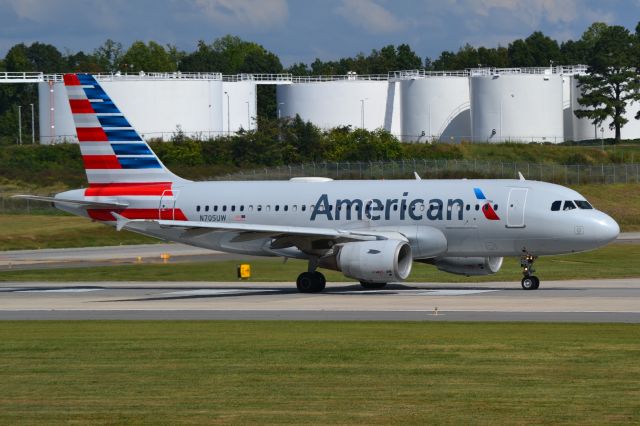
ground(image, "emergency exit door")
xmin=506 ymin=188 xmax=528 ymax=228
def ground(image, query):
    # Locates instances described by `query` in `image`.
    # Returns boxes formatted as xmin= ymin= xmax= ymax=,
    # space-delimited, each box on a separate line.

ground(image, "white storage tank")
xmin=38 ymin=76 xmax=241 ymax=143
xmin=470 ymin=72 xmax=564 ymax=143
xmin=276 ymin=79 xmax=400 ymax=134
xmin=399 ymin=76 xmax=470 ymax=143
xmin=570 ymin=75 xmax=640 ymax=141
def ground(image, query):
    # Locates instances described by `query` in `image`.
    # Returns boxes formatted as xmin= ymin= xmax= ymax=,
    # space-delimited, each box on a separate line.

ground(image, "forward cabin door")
xmin=159 ymin=189 xmax=179 ymax=220
xmin=506 ymin=188 xmax=528 ymax=228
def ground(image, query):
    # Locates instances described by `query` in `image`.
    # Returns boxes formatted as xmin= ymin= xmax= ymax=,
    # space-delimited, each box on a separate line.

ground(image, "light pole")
xmin=600 ymin=127 xmax=605 ymax=151
xmin=224 ymin=91 xmax=230 ymax=135
xmin=17 ymin=105 xmax=22 ymax=145
xmin=245 ymin=101 xmax=250 ymax=130
xmin=278 ymin=102 xmax=284 ymax=120
xmin=30 ymin=103 xmax=35 ymax=144
xmin=360 ymin=98 xmax=367 ymax=129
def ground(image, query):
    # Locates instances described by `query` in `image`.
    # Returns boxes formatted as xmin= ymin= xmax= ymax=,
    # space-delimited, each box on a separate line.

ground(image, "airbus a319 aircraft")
xmin=17 ymin=74 xmax=620 ymax=292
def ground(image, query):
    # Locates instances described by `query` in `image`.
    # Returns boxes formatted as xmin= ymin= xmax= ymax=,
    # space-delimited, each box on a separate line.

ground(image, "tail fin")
xmin=63 ymin=73 xmax=185 ymax=185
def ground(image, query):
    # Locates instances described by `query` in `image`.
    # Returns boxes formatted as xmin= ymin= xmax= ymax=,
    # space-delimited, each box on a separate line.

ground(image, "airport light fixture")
xmin=224 ymin=91 xmax=230 ymax=135
xmin=30 ymin=103 xmax=35 ymax=144
xmin=17 ymin=105 xmax=22 ymax=145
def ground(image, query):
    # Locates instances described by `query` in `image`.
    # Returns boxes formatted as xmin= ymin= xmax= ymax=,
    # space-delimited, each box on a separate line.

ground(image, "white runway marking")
xmin=17 ymin=288 xmax=103 ymax=293
xmin=161 ymin=289 xmax=279 ymax=296
xmin=414 ymin=289 xmax=499 ymax=296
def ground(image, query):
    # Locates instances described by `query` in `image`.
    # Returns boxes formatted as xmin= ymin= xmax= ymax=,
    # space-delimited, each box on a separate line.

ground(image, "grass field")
xmin=0 ymin=214 xmax=155 ymax=251
xmin=1 ymin=243 xmax=637 ymax=283
xmin=0 ymin=321 xmax=638 ymax=424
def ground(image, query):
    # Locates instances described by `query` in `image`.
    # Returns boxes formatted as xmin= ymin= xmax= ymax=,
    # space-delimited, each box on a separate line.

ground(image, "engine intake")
xmin=337 ymin=240 xmax=412 ymax=283
xmin=432 ymin=256 xmax=503 ymax=276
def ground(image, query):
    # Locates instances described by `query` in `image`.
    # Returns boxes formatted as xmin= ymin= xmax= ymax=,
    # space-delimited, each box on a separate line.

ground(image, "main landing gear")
xmin=296 ymin=271 xmax=326 ymax=293
xmin=296 ymin=258 xmax=326 ymax=293
xmin=520 ymin=254 xmax=540 ymax=290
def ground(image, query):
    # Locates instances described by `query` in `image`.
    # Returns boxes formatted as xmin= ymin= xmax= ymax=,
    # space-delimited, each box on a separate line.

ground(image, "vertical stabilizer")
xmin=63 ymin=73 xmax=185 ymax=185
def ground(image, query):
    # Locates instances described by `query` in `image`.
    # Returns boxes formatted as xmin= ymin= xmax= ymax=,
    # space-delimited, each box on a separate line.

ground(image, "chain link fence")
xmin=217 ymin=159 xmax=640 ymax=184
xmin=2 ymin=160 xmax=638 ymax=214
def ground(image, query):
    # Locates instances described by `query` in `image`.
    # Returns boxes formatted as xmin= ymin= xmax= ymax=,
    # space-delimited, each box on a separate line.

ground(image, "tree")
xmin=93 ymin=39 xmax=123 ymax=73
xmin=575 ymin=25 xmax=640 ymax=142
xmin=120 ymin=41 xmax=176 ymax=73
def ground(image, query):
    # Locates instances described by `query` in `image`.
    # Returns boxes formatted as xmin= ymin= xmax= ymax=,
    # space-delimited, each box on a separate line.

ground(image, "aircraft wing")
xmin=12 ymin=194 xmax=129 ymax=209
xmin=156 ymin=219 xmax=389 ymax=241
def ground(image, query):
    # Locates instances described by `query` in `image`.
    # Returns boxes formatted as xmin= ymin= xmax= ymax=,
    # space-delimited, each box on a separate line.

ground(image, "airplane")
xmin=15 ymin=73 xmax=620 ymax=292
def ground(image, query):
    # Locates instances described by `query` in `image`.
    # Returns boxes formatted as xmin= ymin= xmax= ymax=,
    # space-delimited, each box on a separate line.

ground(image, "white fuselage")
xmin=60 ymin=178 xmax=619 ymax=260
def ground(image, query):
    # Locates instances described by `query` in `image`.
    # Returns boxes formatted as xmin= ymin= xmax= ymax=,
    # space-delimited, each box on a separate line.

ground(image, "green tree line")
xmin=2 ymin=22 xmax=640 ymax=145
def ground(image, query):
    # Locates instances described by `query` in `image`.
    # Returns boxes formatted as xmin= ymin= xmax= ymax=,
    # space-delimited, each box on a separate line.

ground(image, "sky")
xmin=0 ymin=0 xmax=639 ymax=67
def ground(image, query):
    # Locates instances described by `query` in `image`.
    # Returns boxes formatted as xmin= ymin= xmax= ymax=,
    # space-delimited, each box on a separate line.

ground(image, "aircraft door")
xmin=159 ymin=189 xmax=179 ymax=220
xmin=506 ymin=188 xmax=528 ymax=228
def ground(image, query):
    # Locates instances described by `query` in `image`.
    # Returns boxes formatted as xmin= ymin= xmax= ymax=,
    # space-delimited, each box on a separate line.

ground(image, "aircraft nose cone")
xmin=592 ymin=212 xmax=620 ymax=245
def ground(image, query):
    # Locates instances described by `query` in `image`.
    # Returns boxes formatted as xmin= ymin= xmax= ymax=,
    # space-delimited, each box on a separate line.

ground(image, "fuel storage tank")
xmin=398 ymin=75 xmax=470 ymax=142
xmin=470 ymin=71 xmax=564 ymax=143
xmin=570 ymin=75 xmax=640 ymax=141
xmin=276 ymin=78 xmax=400 ymax=134
xmin=38 ymin=75 xmax=228 ymax=143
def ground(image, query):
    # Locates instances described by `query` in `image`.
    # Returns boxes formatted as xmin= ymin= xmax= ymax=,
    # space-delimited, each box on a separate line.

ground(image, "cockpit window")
xmin=563 ymin=201 xmax=576 ymax=211
xmin=575 ymin=200 xmax=593 ymax=210
xmin=551 ymin=201 xmax=561 ymax=211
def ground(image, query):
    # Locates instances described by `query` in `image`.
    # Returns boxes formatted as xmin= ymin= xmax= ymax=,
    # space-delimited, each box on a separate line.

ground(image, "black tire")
xmin=360 ymin=281 xmax=387 ymax=290
xmin=296 ymin=272 xmax=326 ymax=293
xmin=521 ymin=276 xmax=538 ymax=290
xmin=531 ymin=276 xmax=540 ymax=290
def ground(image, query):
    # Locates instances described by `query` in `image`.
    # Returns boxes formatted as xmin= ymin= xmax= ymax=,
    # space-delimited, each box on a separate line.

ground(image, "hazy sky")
xmin=0 ymin=0 xmax=638 ymax=66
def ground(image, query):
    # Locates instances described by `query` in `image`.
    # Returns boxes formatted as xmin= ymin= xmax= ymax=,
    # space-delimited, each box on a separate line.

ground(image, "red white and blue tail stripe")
xmin=63 ymin=73 xmax=187 ymax=222
xmin=63 ymin=73 xmax=181 ymax=185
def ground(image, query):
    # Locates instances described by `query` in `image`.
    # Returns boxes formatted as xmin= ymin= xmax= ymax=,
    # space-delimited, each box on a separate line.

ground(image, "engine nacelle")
xmin=337 ymin=240 xmax=412 ymax=283
xmin=433 ymin=256 xmax=503 ymax=276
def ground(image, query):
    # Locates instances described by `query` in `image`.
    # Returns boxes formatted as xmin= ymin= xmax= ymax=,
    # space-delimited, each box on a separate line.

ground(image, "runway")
xmin=1 ymin=278 xmax=639 ymax=322
xmin=1 ymin=232 xmax=638 ymax=271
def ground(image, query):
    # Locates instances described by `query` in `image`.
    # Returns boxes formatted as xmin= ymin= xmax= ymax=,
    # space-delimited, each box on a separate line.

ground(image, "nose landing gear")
xmin=520 ymin=254 xmax=540 ymax=290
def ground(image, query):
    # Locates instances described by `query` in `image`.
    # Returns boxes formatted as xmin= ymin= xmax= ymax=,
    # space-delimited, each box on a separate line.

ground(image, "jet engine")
xmin=432 ymin=256 xmax=503 ymax=276
xmin=337 ymin=240 xmax=412 ymax=283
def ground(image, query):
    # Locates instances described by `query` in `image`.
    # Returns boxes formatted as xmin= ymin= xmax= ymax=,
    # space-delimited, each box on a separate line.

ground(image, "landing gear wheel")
xmin=520 ymin=254 xmax=540 ymax=290
xmin=360 ymin=281 xmax=387 ymax=290
xmin=296 ymin=271 xmax=326 ymax=293
xmin=521 ymin=275 xmax=540 ymax=290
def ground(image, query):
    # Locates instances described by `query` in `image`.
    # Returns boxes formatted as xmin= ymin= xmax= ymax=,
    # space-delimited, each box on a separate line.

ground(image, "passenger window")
xmin=231 ymin=205 xmax=236 ymax=212
xmin=284 ymin=205 xmax=289 ymax=211
xmin=266 ymin=205 xmax=271 ymax=212
xmin=551 ymin=201 xmax=561 ymax=211
xmin=222 ymin=205 xmax=227 ymax=212
xmin=494 ymin=204 xmax=498 ymax=211
xmin=248 ymin=205 xmax=253 ymax=212
xmin=275 ymin=205 xmax=280 ymax=212
xmin=475 ymin=204 xmax=479 ymax=211
xmin=257 ymin=205 xmax=262 ymax=212
xmin=205 ymin=205 xmax=209 ymax=212
xmin=563 ymin=201 xmax=576 ymax=211
xmin=240 ymin=205 xmax=244 ymax=212
xmin=196 ymin=206 xmax=201 ymax=212
xmin=575 ymin=200 xmax=593 ymax=210
xmin=293 ymin=205 xmax=297 ymax=212
xmin=213 ymin=205 xmax=218 ymax=212
xmin=302 ymin=205 xmax=307 ymax=212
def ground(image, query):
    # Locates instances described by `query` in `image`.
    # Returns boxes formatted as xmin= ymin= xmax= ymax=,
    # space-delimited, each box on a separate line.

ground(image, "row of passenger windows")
xmin=550 ymin=200 xmax=593 ymax=211
xmin=196 ymin=203 xmax=498 ymax=213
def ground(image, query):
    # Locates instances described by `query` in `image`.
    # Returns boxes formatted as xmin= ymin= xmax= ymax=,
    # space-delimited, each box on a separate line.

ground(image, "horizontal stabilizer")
xmin=12 ymin=194 xmax=129 ymax=209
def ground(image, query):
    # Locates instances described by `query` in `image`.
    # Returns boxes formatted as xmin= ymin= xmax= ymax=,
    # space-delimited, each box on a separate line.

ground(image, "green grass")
xmin=2 ymin=243 xmax=637 ymax=283
xmin=0 ymin=214 xmax=156 ymax=250
xmin=0 ymin=321 xmax=638 ymax=424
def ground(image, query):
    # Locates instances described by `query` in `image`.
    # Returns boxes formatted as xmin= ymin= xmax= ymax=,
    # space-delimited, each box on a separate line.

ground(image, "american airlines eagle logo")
xmin=474 ymin=188 xmax=500 ymax=221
